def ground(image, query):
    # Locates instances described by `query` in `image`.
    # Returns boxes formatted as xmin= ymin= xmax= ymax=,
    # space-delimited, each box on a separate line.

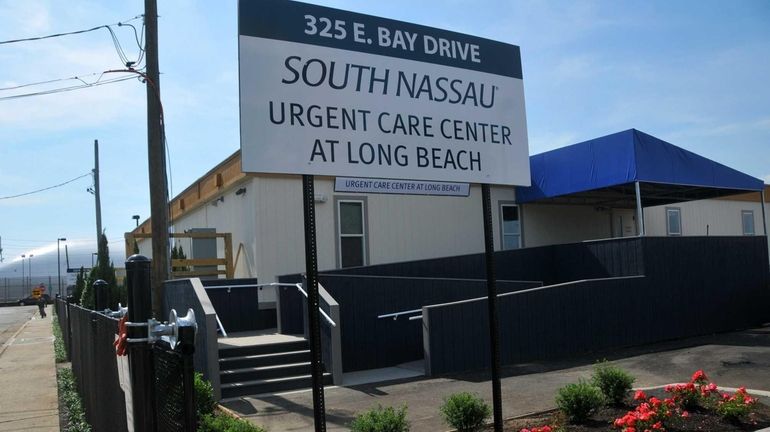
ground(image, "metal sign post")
xmin=302 ymin=175 xmax=327 ymax=431
xmin=481 ymin=184 xmax=503 ymax=431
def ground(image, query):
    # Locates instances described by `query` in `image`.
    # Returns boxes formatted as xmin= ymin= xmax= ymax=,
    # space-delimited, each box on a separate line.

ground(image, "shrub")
xmin=715 ymin=387 xmax=757 ymax=421
xmin=555 ymin=380 xmax=604 ymax=423
xmin=591 ymin=361 xmax=635 ymax=406
xmin=195 ymin=373 xmax=217 ymax=417
xmin=198 ymin=413 xmax=266 ymax=432
xmin=664 ymin=369 xmax=718 ymax=410
xmin=350 ymin=405 xmax=409 ymax=432
xmin=614 ymin=391 xmax=680 ymax=432
xmin=440 ymin=392 xmax=491 ymax=432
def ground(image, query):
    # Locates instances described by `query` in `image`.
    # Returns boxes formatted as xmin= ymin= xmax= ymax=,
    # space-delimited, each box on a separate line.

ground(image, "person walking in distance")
xmin=37 ymin=294 xmax=47 ymax=318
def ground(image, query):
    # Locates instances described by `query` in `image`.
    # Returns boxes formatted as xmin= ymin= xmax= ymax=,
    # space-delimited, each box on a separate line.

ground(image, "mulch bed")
xmin=495 ymin=393 xmax=770 ymax=432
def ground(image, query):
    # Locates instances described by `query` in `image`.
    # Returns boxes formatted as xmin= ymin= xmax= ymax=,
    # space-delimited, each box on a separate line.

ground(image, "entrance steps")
xmin=218 ymin=332 xmax=331 ymax=399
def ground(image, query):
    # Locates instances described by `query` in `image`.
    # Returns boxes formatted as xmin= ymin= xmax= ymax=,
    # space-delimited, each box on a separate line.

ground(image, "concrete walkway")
xmin=224 ymin=325 xmax=770 ymax=431
xmin=0 ymin=309 xmax=59 ymax=432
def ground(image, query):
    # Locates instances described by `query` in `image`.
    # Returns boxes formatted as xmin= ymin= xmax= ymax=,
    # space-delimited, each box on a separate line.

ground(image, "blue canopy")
xmin=517 ymin=129 xmax=763 ymax=206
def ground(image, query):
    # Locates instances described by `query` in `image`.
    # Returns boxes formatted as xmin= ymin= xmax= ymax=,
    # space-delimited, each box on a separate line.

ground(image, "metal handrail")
xmin=294 ymin=283 xmax=337 ymax=328
xmin=203 ymin=282 xmax=297 ymax=290
xmin=204 ymin=282 xmax=337 ymax=327
xmin=215 ymin=313 xmax=228 ymax=338
xmin=377 ymin=308 xmax=422 ymax=320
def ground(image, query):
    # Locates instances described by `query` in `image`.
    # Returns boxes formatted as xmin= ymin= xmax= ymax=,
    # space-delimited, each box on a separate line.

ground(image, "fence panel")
xmin=202 ymin=278 xmax=276 ymax=333
xmin=318 ymin=275 xmax=542 ymax=372
xmin=67 ymin=304 xmax=129 ymax=432
xmin=154 ymin=341 xmax=195 ymax=432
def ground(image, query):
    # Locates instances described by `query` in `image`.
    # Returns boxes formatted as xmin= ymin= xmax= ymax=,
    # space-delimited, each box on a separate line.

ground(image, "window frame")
xmin=741 ymin=210 xmax=755 ymax=236
xmin=335 ymin=197 xmax=368 ymax=268
xmin=666 ymin=207 xmax=682 ymax=236
xmin=499 ymin=202 xmax=522 ymax=250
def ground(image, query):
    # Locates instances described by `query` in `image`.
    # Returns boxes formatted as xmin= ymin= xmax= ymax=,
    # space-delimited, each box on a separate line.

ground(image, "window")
xmin=742 ymin=210 xmax=755 ymax=235
xmin=666 ymin=207 xmax=682 ymax=236
xmin=338 ymin=200 xmax=366 ymax=267
xmin=500 ymin=204 xmax=521 ymax=250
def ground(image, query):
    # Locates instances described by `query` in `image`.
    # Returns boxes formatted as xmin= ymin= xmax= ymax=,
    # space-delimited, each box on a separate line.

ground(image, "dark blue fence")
xmin=201 ymin=278 xmax=276 ymax=333
xmin=320 ymin=275 xmax=541 ymax=371
xmin=423 ymin=236 xmax=770 ymax=375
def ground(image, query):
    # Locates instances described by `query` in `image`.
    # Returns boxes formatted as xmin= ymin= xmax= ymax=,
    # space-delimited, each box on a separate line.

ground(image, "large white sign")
xmin=335 ymin=177 xmax=470 ymax=197
xmin=239 ymin=0 xmax=530 ymax=186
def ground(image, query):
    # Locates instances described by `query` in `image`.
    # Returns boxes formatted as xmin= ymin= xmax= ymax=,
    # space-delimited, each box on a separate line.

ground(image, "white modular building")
xmin=131 ymin=129 xmax=767 ymax=309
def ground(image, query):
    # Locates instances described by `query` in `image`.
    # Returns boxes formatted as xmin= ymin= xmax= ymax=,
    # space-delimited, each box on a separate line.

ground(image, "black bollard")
xmin=125 ymin=254 xmax=156 ymax=431
xmin=93 ymin=279 xmax=108 ymax=311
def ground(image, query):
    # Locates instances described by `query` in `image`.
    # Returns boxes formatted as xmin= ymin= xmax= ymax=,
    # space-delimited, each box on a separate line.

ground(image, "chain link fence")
xmin=57 ymin=298 xmax=196 ymax=432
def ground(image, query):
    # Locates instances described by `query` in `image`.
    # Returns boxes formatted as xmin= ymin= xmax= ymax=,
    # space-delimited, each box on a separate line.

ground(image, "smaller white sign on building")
xmin=335 ymin=177 xmax=470 ymax=197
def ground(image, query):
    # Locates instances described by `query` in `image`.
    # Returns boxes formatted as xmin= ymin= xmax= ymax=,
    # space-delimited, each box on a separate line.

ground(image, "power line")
xmin=0 ymin=172 xmax=91 ymax=200
xmin=0 ymin=16 xmax=141 ymax=45
xmin=0 ymin=16 xmax=145 ymax=68
xmin=0 ymin=75 xmax=136 ymax=101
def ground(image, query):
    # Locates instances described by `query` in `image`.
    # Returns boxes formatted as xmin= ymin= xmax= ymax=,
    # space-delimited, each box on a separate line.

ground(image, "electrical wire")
xmin=0 ymin=75 xmax=136 ymax=101
xmin=0 ymin=16 xmax=142 ymax=45
xmin=0 ymin=172 xmax=92 ymax=200
xmin=0 ymin=15 xmax=145 ymax=68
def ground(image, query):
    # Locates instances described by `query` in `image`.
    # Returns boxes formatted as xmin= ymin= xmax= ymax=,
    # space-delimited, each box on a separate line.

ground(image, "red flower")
xmin=634 ymin=390 xmax=647 ymax=401
xmin=691 ymin=370 xmax=707 ymax=383
xmin=681 ymin=411 xmax=690 ymax=418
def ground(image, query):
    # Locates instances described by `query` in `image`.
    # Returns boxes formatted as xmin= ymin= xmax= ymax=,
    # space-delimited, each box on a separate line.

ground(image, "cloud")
xmin=763 ymin=174 xmax=770 ymax=184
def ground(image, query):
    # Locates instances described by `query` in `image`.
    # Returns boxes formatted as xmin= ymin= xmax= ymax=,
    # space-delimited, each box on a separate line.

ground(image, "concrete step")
xmin=218 ymin=340 xmax=308 ymax=358
xmin=219 ymin=349 xmax=311 ymax=370
xmin=221 ymin=373 xmax=333 ymax=399
xmin=220 ymin=362 xmax=312 ymax=384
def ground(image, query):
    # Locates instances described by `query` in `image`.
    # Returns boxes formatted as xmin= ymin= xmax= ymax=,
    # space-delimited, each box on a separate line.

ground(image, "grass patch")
xmin=198 ymin=413 xmax=266 ymax=432
xmin=52 ymin=318 xmax=67 ymax=363
xmin=57 ymin=367 xmax=91 ymax=432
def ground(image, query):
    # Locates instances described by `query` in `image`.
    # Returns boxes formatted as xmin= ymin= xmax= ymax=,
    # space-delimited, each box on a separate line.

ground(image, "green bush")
xmin=195 ymin=373 xmax=217 ymax=417
xmin=198 ymin=413 xmax=265 ymax=432
xmin=58 ymin=367 xmax=91 ymax=432
xmin=439 ymin=392 xmax=491 ymax=432
xmin=555 ymin=380 xmax=604 ymax=423
xmin=350 ymin=405 xmax=409 ymax=432
xmin=591 ymin=361 xmax=635 ymax=405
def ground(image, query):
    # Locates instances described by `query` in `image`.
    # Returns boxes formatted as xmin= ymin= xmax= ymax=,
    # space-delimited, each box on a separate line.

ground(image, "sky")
xmin=0 ymin=0 xmax=769 ymax=279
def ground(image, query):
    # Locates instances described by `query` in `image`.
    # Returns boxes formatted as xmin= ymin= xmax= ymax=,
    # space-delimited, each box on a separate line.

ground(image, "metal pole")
xmin=145 ymin=0 xmax=170 ymax=318
xmin=57 ymin=238 xmax=65 ymax=298
xmin=481 ymin=184 xmax=503 ymax=432
xmin=635 ymin=181 xmax=645 ymax=236
xmin=21 ymin=255 xmax=25 ymax=292
xmin=93 ymin=280 xmax=108 ymax=311
xmin=761 ymin=190 xmax=767 ymax=236
xmin=94 ymin=140 xmax=103 ymax=244
xmin=126 ymin=255 xmax=156 ymax=431
xmin=302 ymin=174 xmax=326 ymax=431
xmin=761 ymin=190 xmax=768 ymax=266
xmin=28 ymin=255 xmax=33 ymax=287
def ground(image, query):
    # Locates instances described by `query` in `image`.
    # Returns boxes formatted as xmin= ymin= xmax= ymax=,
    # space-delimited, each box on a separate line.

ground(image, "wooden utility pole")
xmin=94 ymin=140 xmax=103 ymax=242
xmin=145 ymin=0 xmax=170 ymax=317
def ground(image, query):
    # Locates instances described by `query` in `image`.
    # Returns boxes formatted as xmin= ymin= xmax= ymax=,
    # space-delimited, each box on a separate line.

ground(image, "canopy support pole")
xmin=761 ymin=189 xmax=768 ymax=266
xmin=635 ymin=182 xmax=645 ymax=236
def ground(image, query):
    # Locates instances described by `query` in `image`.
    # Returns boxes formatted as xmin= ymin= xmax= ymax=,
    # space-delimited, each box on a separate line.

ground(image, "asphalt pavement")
xmin=224 ymin=325 xmax=770 ymax=431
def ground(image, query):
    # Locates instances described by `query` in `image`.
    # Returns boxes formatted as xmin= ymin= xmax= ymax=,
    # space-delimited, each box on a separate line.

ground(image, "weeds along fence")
xmin=56 ymin=298 xmax=197 ymax=432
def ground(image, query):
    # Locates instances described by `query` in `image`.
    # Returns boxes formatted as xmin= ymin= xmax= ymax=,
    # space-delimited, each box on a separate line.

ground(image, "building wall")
xmin=521 ymin=204 xmax=615 ymax=247
xmin=158 ymin=176 xmax=516 ymax=289
xmin=643 ymin=199 xmax=768 ymax=237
